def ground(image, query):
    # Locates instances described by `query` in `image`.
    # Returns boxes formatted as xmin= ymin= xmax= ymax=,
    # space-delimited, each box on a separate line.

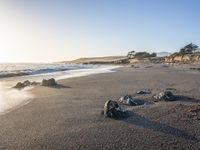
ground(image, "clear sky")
xmin=0 ymin=0 xmax=199 ymax=63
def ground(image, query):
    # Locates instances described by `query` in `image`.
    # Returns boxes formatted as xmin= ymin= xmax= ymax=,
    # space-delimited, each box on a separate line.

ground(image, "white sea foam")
xmin=55 ymin=65 xmax=119 ymax=80
xmin=0 ymin=83 xmax=33 ymax=114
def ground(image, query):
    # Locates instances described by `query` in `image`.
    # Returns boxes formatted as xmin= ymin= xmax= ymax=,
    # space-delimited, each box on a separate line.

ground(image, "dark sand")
xmin=0 ymin=65 xmax=200 ymax=150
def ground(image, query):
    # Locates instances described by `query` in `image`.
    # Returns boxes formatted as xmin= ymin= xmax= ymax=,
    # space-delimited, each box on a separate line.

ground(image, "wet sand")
xmin=0 ymin=65 xmax=200 ymax=149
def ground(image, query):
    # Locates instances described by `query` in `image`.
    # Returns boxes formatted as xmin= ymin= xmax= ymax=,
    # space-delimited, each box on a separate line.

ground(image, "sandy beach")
xmin=0 ymin=65 xmax=200 ymax=150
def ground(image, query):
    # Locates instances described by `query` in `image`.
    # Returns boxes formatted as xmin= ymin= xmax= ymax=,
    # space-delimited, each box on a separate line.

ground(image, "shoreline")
xmin=0 ymin=65 xmax=200 ymax=149
xmin=0 ymin=65 xmax=120 ymax=115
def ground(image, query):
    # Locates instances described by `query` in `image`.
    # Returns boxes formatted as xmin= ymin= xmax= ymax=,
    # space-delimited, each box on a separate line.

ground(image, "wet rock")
xmin=23 ymin=80 xmax=31 ymax=86
xmin=31 ymin=81 xmax=39 ymax=86
xmin=119 ymin=95 xmax=142 ymax=106
xmin=104 ymin=100 xmax=128 ymax=119
xmin=154 ymin=91 xmax=176 ymax=101
xmin=42 ymin=78 xmax=57 ymax=86
xmin=14 ymin=82 xmax=25 ymax=89
xmin=14 ymin=80 xmax=39 ymax=89
xmin=137 ymin=89 xmax=151 ymax=94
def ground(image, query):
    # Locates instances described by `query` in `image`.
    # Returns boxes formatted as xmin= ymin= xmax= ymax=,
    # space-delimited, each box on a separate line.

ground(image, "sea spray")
xmin=0 ymin=83 xmax=33 ymax=114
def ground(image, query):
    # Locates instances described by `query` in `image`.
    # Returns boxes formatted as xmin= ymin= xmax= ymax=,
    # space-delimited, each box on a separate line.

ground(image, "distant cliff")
xmin=165 ymin=43 xmax=200 ymax=63
xmin=62 ymin=56 xmax=129 ymax=64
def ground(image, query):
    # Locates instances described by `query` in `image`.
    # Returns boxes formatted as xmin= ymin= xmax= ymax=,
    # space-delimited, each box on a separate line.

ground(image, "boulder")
xmin=119 ymin=95 xmax=139 ymax=106
xmin=42 ymin=78 xmax=57 ymax=86
xmin=14 ymin=82 xmax=25 ymax=89
xmin=154 ymin=91 xmax=176 ymax=101
xmin=23 ymin=80 xmax=31 ymax=86
xmin=103 ymin=100 xmax=128 ymax=119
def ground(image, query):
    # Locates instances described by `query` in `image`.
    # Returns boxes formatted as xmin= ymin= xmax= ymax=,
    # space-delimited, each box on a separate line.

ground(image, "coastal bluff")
xmin=165 ymin=53 xmax=200 ymax=63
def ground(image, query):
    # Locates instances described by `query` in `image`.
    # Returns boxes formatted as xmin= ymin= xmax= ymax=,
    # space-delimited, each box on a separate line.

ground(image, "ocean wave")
xmin=0 ymin=63 xmax=96 ymax=79
xmin=0 ymin=72 xmax=31 ymax=78
xmin=0 ymin=83 xmax=33 ymax=114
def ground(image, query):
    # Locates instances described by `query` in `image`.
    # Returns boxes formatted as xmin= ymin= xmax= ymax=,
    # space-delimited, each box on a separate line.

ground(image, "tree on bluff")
xmin=179 ymin=43 xmax=199 ymax=54
xmin=127 ymin=51 xmax=157 ymax=59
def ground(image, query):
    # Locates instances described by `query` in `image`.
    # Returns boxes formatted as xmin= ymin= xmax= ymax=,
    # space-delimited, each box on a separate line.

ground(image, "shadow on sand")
xmin=48 ymin=84 xmax=72 ymax=89
xmin=175 ymin=95 xmax=200 ymax=103
xmin=124 ymin=112 xmax=198 ymax=142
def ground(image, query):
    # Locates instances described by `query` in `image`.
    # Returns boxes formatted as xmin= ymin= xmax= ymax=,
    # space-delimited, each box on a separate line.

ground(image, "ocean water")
xmin=0 ymin=63 xmax=119 ymax=114
xmin=0 ymin=63 xmax=96 ymax=78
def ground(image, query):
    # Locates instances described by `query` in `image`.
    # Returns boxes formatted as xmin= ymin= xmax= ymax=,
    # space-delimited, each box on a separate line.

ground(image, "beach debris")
xmin=154 ymin=90 xmax=176 ymax=101
xmin=136 ymin=89 xmax=151 ymax=94
xmin=14 ymin=80 xmax=39 ymax=89
xmin=42 ymin=78 xmax=57 ymax=86
xmin=103 ymin=100 xmax=128 ymax=119
xmin=119 ymin=95 xmax=143 ymax=106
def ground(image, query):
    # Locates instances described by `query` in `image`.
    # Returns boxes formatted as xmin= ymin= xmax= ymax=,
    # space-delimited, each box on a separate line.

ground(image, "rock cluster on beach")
xmin=103 ymin=90 xmax=178 ymax=119
xmin=14 ymin=80 xmax=39 ymax=89
xmin=14 ymin=78 xmax=58 ymax=89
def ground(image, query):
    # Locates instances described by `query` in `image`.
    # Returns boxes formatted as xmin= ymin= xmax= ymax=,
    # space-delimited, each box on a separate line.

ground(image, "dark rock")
xmin=23 ymin=80 xmax=31 ymax=86
xmin=119 ymin=95 xmax=140 ymax=106
xmin=14 ymin=80 xmax=39 ymax=89
xmin=42 ymin=78 xmax=57 ymax=86
xmin=137 ymin=89 xmax=151 ymax=94
xmin=14 ymin=82 xmax=25 ymax=89
xmin=104 ymin=100 xmax=128 ymax=119
xmin=154 ymin=91 xmax=176 ymax=101
xmin=166 ymin=88 xmax=176 ymax=91
xmin=131 ymin=65 xmax=139 ymax=68
xmin=31 ymin=81 xmax=39 ymax=86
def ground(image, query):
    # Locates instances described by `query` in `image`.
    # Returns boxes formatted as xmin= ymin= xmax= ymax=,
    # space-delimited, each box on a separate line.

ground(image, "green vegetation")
xmin=133 ymin=52 xmax=157 ymax=58
xmin=127 ymin=51 xmax=156 ymax=59
xmin=179 ymin=43 xmax=199 ymax=54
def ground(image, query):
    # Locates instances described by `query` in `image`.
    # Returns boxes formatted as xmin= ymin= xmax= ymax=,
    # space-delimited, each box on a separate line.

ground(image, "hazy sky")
xmin=0 ymin=0 xmax=200 ymax=63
